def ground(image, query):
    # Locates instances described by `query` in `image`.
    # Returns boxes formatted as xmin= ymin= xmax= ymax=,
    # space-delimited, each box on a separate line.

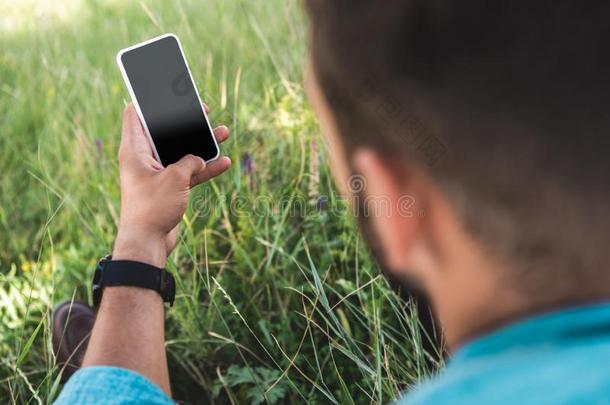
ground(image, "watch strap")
xmin=93 ymin=259 xmax=175 ymax=307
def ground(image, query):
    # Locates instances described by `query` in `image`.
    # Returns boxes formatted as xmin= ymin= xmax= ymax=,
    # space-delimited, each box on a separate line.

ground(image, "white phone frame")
xmin=116 ymin=33 xmax=220 ymax=165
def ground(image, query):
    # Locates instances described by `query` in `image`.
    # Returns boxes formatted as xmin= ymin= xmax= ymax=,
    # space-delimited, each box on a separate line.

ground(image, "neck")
xmin=424 ymin=217 xmax=531 ymax=350
xmin=436 ymin=281 xmax=610 ymax=351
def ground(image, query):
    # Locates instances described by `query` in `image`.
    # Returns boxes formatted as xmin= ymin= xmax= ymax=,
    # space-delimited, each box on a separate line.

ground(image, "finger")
xmin=121 ymin=104 xmax=142 ymax=135
xmin=167 ymin=154 xmax=206 ymax=184
xmin=203 ymin=103 xmax=210 ymax=114
xmin=119 ymin=104 xmax=141 ymax=153
xmin=213 ymin=125 xmax=230 ymax=144
xmin=191 ymin=156 xmax=232 ymax=187
xmin=119 ymin=104 xmax=154 ymax=164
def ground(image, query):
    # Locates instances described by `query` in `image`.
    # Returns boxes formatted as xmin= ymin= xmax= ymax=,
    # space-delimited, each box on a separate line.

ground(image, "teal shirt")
xmin=400 ymin=302 xmax=610 ymax=404
xmin=55 ymin=303 xmax=610 ymax=404
xmin=54 ymin=366 xmax=174 ymax=404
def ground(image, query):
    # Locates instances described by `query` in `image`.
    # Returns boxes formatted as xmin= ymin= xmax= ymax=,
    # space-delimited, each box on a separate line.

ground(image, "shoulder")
xmin=396 ymin=342 xmax=610 ymax=405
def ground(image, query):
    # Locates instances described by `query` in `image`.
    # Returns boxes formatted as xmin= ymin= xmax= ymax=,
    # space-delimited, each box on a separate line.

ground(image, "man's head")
xmin=304 ymin=0 xmax=610 ymax=347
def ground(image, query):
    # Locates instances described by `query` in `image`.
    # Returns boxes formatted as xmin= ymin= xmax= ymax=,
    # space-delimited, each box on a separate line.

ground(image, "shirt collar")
xmin=451 ymin=301 xmax=610 ymax=363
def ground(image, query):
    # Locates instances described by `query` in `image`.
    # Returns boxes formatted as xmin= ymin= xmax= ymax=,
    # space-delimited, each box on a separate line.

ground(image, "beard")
xmin=352 ymin=187 xmax=443 ymax=358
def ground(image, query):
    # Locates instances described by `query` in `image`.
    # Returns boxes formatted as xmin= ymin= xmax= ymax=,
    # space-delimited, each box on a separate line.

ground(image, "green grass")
xmin=0 ymin=0 xmax=440 ymax=403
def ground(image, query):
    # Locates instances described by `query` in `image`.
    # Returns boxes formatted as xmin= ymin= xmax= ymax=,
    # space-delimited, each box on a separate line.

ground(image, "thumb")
xmin=166 ymin=154 xmax=206 ymax=184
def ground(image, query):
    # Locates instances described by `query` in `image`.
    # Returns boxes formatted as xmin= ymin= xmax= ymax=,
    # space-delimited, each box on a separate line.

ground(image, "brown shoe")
xmin=52 ymin=300 xmax=95 ymax=382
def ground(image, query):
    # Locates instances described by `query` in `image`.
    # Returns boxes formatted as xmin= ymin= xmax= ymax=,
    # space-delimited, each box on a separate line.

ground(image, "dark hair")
xmin=305 ymin=0 xmax=610 ymax=303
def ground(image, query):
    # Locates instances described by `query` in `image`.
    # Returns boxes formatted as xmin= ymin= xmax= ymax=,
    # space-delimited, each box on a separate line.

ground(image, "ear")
xmin=352 ymin=149 xmax=428 ymax=272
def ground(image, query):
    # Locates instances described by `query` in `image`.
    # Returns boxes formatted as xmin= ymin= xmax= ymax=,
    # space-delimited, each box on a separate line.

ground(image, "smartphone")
xmin=116 ymin=33 xmax=219 ymax=166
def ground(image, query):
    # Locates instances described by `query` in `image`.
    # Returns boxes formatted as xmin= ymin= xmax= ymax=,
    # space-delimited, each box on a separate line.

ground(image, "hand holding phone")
xmin=113 ymin=104 xmax=231 ymax=267
xmin=117 ymin=34 xmax=220 ymax=166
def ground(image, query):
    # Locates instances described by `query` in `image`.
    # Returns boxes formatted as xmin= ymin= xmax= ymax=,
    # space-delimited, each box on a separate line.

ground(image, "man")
xmin=56 ymin=0 xmax=610 ymax=403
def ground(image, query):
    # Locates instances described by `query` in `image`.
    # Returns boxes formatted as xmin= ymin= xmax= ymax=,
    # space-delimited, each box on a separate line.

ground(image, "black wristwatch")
xmin=92 ymin=256 xmax=176 ymax=307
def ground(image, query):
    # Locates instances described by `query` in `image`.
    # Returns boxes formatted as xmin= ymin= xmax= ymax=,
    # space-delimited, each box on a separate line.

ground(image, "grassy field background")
xmin=0 ymin=0 xmax=438 ymax=403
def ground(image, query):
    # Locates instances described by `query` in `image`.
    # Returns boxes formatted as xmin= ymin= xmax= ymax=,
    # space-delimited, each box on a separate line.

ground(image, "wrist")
xmin=113 ymin=229 xmax=167 ymax=268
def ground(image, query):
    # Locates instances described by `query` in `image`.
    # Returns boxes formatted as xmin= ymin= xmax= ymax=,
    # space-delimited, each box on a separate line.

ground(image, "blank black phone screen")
xmin=120 ymin=35 xmax=218 ymax=165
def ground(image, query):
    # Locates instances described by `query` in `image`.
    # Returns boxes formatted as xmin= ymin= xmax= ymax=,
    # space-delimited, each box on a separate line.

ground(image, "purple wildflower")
xmin=316 ymin=195 xmax=328 ymax=211
xmin=95 ymin=139 xmax=103 ymax=155
xmin=241 ymin=152 xmax=255 ymax=175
